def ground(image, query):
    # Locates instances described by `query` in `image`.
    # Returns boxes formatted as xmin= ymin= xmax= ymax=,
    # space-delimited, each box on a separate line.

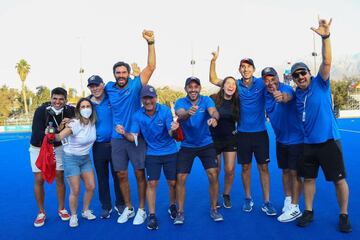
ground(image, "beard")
xmin=116 ymin=77 xmax=128 ymax=87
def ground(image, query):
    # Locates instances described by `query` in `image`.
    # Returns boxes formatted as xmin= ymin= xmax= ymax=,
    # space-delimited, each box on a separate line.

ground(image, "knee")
xmin=225 ymin=167 xmax=235 ymax=177
xmin=176 ymin=174 xmax=187 ymax=185
xmin=148 ymin=181 xmax=157 ymax=189
xmin=334 ymin=178 xmax=347 ymax=187
xmin=85 ymin=182 xmax=95 ymax=192
xmin=207 ymin=169 xmax=218 ymax=182
xmin=242 ymin=164 xmax=251 ymax=173
xmin=117 ymin=171 xmax=128 ymax=182
xmin=168 ymin=180 xmax=176 ymax=189
xmin=258 ymin=164 xmax=269 ymax=174
xmin=71 ymin=186 xmax=80 ymax=197
xmin=135 ymin=170 xmax=146 ymax=182
xmin=34 ymin=174 xmax=44 ymax=185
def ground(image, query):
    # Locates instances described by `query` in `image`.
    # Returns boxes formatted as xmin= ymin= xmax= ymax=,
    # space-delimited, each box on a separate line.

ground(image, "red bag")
xmin=173 ymin=118 xmax=184 ymax=142
xmin=35 ymin=133 xmax=56 ymax=183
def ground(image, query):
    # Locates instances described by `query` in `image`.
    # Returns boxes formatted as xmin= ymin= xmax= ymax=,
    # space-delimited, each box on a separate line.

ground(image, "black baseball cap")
xmin=291 ymin=62 xmax=310 ymax=75
xmin=185 ymin=76 xmax=201 ymax=87
xmin=240 ymin=58 xmax=255 ymax=68
xmin=261 ymin=67 xmax=278 ymax=77
xmin=87 ymin=75 xmax=104 ymax=86
xmin=140 ymin=85 xmax=157 ymax=98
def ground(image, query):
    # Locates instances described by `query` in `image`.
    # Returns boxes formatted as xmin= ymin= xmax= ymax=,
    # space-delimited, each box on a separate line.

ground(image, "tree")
xmin=32 ymin=86 xmax=51 ymax=109
xmin=15 ymin=59 xmax=31 ymax=114
xmin=156 ymin=86 xmax=185 ymax=107
xmin=0 ymin=85 xmax=20 ymax=118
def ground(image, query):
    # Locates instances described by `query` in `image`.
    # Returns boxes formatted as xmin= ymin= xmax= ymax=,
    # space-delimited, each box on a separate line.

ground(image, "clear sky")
xmin=1 ymin=0 xmax=359 ymax=93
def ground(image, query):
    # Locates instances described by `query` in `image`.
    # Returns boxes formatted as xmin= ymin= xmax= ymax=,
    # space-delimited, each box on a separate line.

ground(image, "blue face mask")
xmin=80 ymin=108 xmax=92 ymax=119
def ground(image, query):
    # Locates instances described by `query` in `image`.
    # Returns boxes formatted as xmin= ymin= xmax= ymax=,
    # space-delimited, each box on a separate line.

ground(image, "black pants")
xmin=92 ymin=142 xmax=124 ymax=210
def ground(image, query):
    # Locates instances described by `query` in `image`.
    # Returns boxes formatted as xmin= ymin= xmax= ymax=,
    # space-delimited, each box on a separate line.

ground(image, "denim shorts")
xmin=63 ymin=151 xmax=93 ymax=177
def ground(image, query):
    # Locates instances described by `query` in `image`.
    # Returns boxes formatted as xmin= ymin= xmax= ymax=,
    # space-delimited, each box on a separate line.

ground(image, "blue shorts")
xmin=63 ymin=152 xmax=93 ymax=177
xmin=145 ymin=153 xmax=177 ymax=181
xmin=111 ymin=137 xmax=146 ymax=171
xmin=237 ymin=131 xmax=270 ymax=165
xmin=177 ymin=144 xmax=217 ymax=174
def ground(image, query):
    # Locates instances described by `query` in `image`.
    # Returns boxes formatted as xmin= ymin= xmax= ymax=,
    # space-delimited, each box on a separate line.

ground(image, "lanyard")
xmin=302 ymin=94 xmax=308 ymax=122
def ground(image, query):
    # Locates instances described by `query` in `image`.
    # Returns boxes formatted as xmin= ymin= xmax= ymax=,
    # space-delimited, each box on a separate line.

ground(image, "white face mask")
xmin=51 ymin=106 xmax=63 ymax=115
xmin=80 ymin=108 xmax=92 ymax=119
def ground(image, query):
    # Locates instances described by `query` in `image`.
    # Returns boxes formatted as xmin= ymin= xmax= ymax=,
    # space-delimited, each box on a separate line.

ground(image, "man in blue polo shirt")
xmin=87 ymin=75 xmax=125 ymax=219
xmin=116 ymin=85 xmax=179 ymax=230
xmin=105 ymin=30 xmax=156 ymax=225
xmin=291 ymin=18 xmax=351 ymax=233
xmin=261 ymin=67 xmax=304 ymax=222
xmin=209 ymin=48 xmax=277 ymax=216
xmin=174 ymin=77 xmax=223 ymax=224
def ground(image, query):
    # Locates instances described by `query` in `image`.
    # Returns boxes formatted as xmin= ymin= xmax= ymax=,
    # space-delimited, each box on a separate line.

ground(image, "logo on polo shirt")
xmin=157 ymin=120 xmax=164 ymax=126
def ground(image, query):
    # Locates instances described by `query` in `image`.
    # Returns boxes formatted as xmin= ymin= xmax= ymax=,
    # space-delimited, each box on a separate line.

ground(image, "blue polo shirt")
xmin=130 ymin=103 xmax=178 ymax=156
xmin=91 ymin=94 xmax=113 ymax=143
xmin=174 ymin=95 xmax=215 ymax=148
xmin=237 ymin=77 xmax=266 ymax=132
xmin=265 ymin=83 xmax=303 ymax=145
xmin=105 ymin=76 xmax=142 ymax=139
xmin=295 ymin=74 xmax=340 ymax=144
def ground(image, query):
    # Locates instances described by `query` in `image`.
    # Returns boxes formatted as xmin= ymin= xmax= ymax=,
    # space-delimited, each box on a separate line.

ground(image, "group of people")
xmin=29 ymin=18 xmax=352 ymax=233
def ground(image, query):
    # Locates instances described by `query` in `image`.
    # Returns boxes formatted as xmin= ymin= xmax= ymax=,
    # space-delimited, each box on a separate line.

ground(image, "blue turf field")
xmin=0 ymin=119 xmax=359 ymax=240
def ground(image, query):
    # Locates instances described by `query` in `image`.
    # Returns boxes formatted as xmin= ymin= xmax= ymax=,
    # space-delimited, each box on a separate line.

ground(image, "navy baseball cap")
xmin=240 ymin=58 xmax=255 ymax=68
xmin=261 ymin=67 xmax=278 ymax=77
xmin=185 ymin=76 xmax=201 ymax=87
xmin=87 ymin=75 xmax=104 ymax=86
xmin=140 ymin=85 xmax=157 ymax=98
xmin=291 ymin=62 xmax=310 ymax=75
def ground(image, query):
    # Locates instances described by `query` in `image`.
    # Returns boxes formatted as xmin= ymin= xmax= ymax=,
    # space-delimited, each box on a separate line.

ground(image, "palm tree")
xmin=15 ymin=59 xmax=31 ymax=114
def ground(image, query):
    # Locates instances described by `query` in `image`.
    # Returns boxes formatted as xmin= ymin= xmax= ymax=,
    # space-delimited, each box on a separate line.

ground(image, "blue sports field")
xmin=0 ymin=119 xmax=359 ymax=240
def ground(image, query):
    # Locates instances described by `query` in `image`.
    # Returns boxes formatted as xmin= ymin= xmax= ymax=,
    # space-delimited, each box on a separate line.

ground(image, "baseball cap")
xmin=140 ymin=85 xmax=157 ymax=98
xmin=185 ymin=76 xmax=201 ymax=87
xmin=261 ymin=67 xmax=278 ymax=77
xmin=240 ymin=58 xmax=255 ymax=68
xmin=87 ymin=75 xmax=104 ymax=86
xmin=291 ymin=62 xmax=310 ymax=75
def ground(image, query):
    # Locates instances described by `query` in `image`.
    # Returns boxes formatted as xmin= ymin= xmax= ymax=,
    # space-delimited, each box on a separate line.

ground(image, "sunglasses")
xmin=292 ymin=70 xmax=308 ymax=79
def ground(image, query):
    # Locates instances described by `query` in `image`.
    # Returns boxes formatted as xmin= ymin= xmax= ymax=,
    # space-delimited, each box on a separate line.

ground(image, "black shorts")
xmin=276 ymin=142 xmax=303 ymax=171
xmin=145 ymin=153 xmax=177 ymax=181
xmin=300 ymin=139 xmax=346 ymax=182
xmin=237 ymin=131 xmax=270 ymax=165
xmin=177 ymin=144 xmax=217 ymax=174
xmin=213 ymin=136 xmax=238 ymax=155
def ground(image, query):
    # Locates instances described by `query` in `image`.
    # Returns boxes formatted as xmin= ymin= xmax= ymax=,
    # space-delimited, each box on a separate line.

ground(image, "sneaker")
xmin=223 ymin=194 xmax=232 ymax=209
xmin=339 ymin=214 xmax=352 ymax=233
xmin=210 ymin=209 xmax=224 ymax=222
xmin=147 ymin=214 xmax=159 ymax=230
xmin=114 ymin=204 xmax=125 ymax=215
xmin=174 ymin=211 xmax=184 ymax=225
xmin=261 ymin=201 xmax=277 ymax=216
xmin=133 ymin=208 xmax=147 ymax=225
xmin=117 ymin=207 xmax=135 ymax=224
xmin=58 ymin=209 xmax=71 ymax=221
xmin=34 ymin=212 xmax=46 ymax=227
xmin=297 ymin=210 xmax=314 ymax=227
xmin=216 ymin=200 xmax=221 ymax=209
xmin=282 ymin=197 xmax=292 ymax=213
xmin=69 ymin=215 xmax=79 ymax=227
xmin=242 ymin=198 xmax=254 ymax=212
xmin=168 ymin=204 xmax=177 ymax=220
xmin=81 ymin=210 xmax=96 ymax=220
xmin=277 ymin=204 xmax=302 ymax=222
xmin=100 ymin=209 xmax=113 ymax=219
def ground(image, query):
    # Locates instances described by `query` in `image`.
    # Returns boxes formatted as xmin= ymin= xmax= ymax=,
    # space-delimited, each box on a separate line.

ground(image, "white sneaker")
xmin=81 ymin=210 xmax=96 ymax=220
xmin=282 ymin=197 xmax=292 ymax=213
xmin=117 ymin=207 xmax=135 ymax=224
xmin=277 ymin=204 xmax=302 ymax=222
xmin=133 ymin=208 xmax=147 ymax=225
xmin=69 ymin=215 xmax=79 ymax=227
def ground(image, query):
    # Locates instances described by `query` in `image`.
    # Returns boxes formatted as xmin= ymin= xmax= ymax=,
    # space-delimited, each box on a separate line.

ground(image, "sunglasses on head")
xmin=292 ymin=70 xmax=308 ymax=79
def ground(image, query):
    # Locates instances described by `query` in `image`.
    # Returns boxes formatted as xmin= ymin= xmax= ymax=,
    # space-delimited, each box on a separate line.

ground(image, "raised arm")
xmin=140 ymin=30 xmax=156 ymax=86
xmin=311 ymin=17 xmax=332 ymax=80
xmin=209 ymin=46 xmax=223 ymax=87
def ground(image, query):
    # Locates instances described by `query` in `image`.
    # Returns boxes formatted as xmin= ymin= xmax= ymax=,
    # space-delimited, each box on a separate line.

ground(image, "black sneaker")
xmin=100 ymin=209 xmax=112 ymax=219
xmin=223 ymin=194 xmax=232 ymax=208
xmin=297 ymin=210 xmax=314 ymax=227
xmin=114 ymin=205 xmax=125 ymax=216
xmin=147 ymin=214 xmax=159 ymax=230
xmin=168 ymin=204 xmax=177 ymax=220
xmin=339 ymin=214 xmax=352 ymax=233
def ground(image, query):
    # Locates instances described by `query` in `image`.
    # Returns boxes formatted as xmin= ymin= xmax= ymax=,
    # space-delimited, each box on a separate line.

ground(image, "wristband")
xmin=147 ymin=41 xmax=154 ymax=45
xmin=322 ymin=33 xmax=330 ymax=39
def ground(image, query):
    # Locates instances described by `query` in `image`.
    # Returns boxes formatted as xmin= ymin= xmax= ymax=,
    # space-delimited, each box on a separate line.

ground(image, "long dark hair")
xmin=213 ymin=76 xmax=240 ymax=122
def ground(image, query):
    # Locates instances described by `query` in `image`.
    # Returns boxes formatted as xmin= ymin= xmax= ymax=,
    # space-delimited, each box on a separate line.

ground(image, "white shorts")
xmin=29 ymin=145 xmax=64 ymax=172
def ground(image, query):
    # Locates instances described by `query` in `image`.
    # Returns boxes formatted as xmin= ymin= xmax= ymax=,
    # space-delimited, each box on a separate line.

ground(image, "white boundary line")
xmin=339 ymin=129 xmax=360 ymax=134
